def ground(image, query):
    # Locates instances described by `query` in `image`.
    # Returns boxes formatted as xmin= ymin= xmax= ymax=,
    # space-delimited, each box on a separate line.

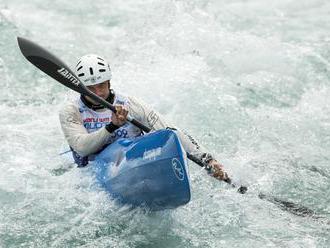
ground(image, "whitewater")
xmin=0 ymin=0 xmax=329 ymax=247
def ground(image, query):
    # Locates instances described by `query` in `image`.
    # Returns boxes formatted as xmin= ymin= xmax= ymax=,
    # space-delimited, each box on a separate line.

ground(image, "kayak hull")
xmin=94 ymin=129 xmax=191 ymax=210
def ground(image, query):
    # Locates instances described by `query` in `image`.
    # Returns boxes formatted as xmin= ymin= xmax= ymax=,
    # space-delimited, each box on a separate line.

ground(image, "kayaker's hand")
xmin=207 ymin=160 xmax=231 ymax=183
xmin=112 ymin=105 xmax=128 ymax=126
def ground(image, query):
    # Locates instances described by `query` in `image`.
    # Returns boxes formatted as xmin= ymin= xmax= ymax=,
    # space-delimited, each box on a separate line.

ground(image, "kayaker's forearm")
xmin=173 ymin=130 xmax=215 ymax=162
xmin=59 ymin=104 xmax=112 ymax=157
xmin=65 ymin=128 xmax=111 ymax=157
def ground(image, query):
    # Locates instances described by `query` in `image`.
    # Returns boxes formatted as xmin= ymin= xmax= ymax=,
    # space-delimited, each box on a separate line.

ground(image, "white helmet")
xmin=75 ymin=54 xmax=112 ymax=86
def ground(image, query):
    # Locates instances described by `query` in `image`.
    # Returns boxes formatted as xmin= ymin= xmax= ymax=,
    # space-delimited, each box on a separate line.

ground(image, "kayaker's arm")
xmin=127 ymin=96 xmax=230 ymax=181
xmin=59 ymin=104 xmax=118 ymax=157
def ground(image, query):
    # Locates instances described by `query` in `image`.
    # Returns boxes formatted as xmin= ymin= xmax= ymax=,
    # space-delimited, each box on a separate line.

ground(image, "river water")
xmin=0 ymin=0 xmax=330 ymax=247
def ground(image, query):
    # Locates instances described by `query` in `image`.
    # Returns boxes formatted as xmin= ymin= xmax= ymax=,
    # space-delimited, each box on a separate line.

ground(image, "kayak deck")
xmin=93 ymin=129 xmax=191 ymax=210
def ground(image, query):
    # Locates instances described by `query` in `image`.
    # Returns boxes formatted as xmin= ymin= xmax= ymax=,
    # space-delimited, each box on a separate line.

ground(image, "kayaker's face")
xmin=86 ymin=81 xmax=110 ymax=104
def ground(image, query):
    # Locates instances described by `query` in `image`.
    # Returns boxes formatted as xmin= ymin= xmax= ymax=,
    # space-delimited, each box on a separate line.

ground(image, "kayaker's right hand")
xmin=112 ymin=105 xmax=128 ymax=126
xmin=207 ymin=160 xmax=231 ymax=183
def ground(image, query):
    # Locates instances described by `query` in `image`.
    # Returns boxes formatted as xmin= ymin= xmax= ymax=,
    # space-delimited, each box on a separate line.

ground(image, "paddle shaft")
xmin=57 ymin=59 xmax=236 ymax=183
xmin=77 ymin=81 xmax=240 ymax=188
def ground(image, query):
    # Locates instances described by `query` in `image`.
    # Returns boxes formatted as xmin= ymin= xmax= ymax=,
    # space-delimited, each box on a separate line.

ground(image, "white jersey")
xmin=59 ymin=92 xmax=213 ymax=164
xmin=78 ymin=93 xmax=142 ymax=143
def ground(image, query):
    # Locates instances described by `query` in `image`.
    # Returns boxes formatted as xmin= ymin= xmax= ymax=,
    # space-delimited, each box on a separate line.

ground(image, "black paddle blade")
xmin=258 ymin=193 xmax=318 ymax=218
xmin=17 ymin=36 xmax=81 ymax=93
xmin=16 ymin=37 xmax=142 ymax=127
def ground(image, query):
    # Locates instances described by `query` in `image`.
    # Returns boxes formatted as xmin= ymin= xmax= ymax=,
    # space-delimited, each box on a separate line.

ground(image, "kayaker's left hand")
xmin=207 ymin=160 xmax=231 ymax=183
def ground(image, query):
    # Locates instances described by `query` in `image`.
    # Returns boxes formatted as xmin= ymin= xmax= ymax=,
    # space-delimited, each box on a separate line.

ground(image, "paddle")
xmin=17 ymin=37 xmax=317 ymax=217
xmin=16 ymin=37 xmax=239 ymax=185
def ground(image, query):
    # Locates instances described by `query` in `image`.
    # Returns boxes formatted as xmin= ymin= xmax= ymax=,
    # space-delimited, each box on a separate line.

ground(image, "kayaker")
xmin=59 ymin=54 xmax=230 ymax=182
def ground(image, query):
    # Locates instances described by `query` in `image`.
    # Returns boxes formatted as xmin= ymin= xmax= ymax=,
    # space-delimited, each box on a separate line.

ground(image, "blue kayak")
xmin=93 ymin=129 xmax=191 ymax=210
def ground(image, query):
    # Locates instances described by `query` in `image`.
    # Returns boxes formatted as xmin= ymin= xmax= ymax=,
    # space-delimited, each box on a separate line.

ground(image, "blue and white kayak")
xmin=93 ymin=129 xmax=191 ymax=210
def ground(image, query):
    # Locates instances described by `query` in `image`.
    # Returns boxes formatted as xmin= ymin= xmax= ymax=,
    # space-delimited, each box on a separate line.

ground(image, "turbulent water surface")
xmin=1 ymin=0 xmax=330 ymax=247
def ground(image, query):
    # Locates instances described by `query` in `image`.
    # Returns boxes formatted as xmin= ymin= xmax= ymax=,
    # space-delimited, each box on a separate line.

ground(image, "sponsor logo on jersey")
xmin=147 ymin=111 xmax=159 ymax=128
xmin=83 ymin=117 xmax=111 ymax=130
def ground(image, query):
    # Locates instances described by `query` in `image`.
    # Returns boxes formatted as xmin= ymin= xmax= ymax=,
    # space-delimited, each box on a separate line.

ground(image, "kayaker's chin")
xmin=85 ymin=93 xmax=109 ymax=104
xmin=84 ymin=95 xmax=104 ymax=105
